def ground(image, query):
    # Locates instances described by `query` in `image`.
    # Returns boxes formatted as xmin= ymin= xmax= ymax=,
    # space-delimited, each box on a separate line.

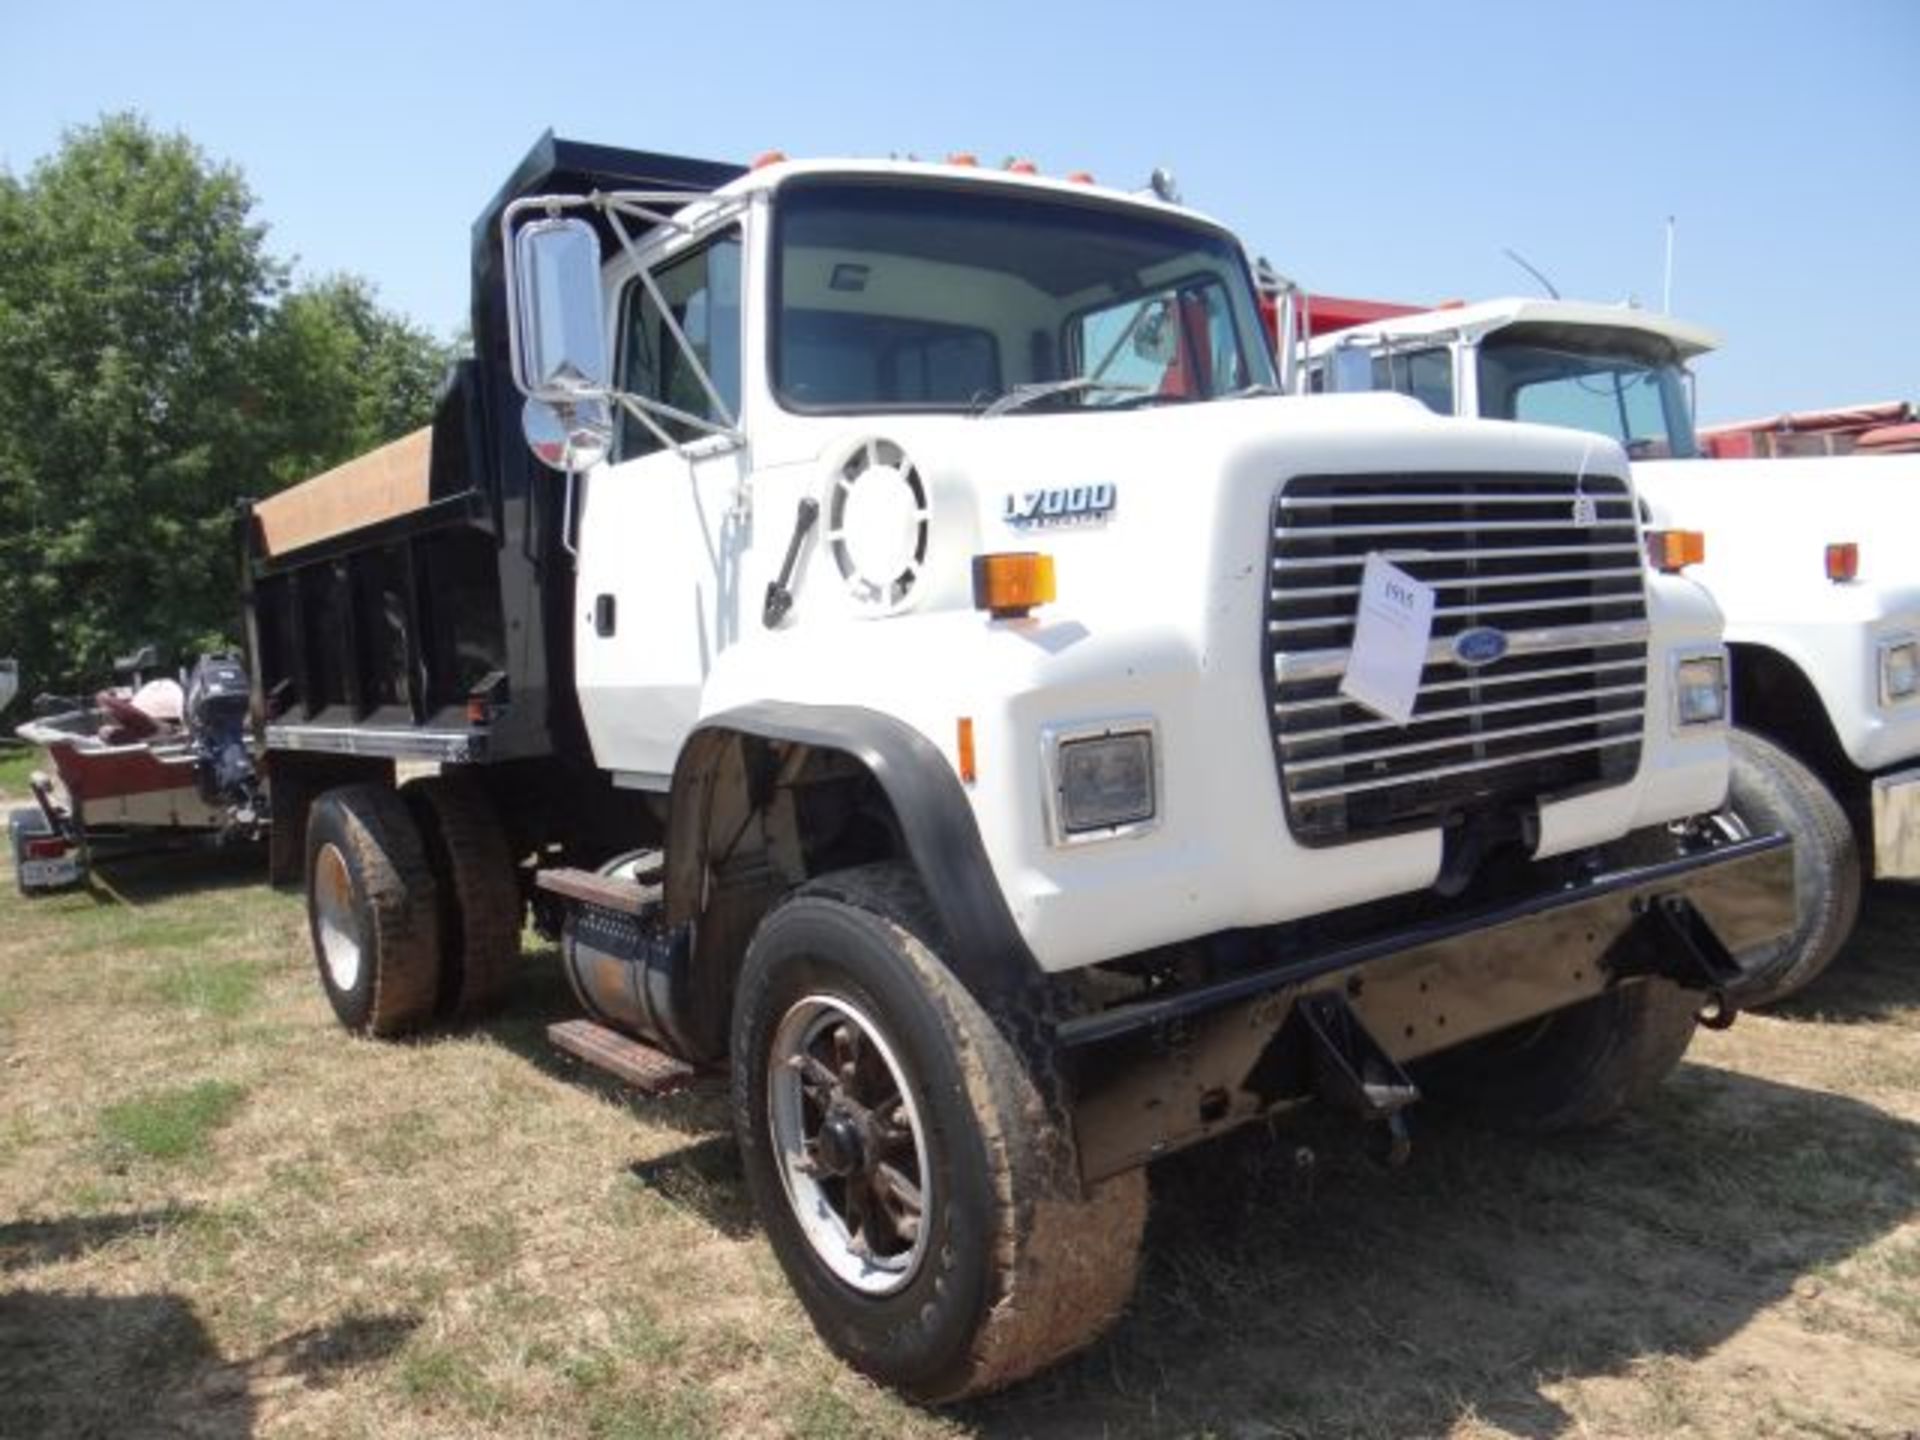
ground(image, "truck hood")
xmin=1635 ymin=454 xmax=1920 ymax=617
xmin=762 ymin=391 xmax=1649 ymax=652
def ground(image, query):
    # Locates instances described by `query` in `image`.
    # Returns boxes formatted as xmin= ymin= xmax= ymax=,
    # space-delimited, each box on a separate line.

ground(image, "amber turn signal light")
xmin=1644 ymin=528 xmax=1705 ymax=573
xmin=972 ymin=552 xmax=1056 ymax=619
xmin=1826 ymin=542 xmax=1859 ymax=583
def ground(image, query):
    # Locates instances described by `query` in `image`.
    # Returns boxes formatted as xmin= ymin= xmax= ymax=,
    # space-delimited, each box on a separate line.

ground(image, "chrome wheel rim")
xmin=767 ymin=994 xmax=931 ymax=1295
xmin=313 ymin=843 xmax=363 ymax=993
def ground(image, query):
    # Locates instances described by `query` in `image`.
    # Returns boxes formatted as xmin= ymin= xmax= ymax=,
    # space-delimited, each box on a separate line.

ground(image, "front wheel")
xmin=1725 ymin=728 xmax=1861 ymax=1005
xmin=1414 ymin=979 xmax=1700 ymax=1133
xmin=731 ymin=863 xmax=1146 ymax=1402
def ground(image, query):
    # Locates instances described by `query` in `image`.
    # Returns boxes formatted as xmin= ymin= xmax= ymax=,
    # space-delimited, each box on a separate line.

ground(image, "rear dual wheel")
xmin=305 ymin=776 xmax=520 ymax=1036
xmin=732 ymin=863 xmax=1147 ymax=1402
xmin=307 ymin=785 xmax=441 ymax=1036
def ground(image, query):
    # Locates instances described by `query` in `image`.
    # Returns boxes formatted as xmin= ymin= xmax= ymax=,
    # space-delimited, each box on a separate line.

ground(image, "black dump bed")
xmin=240 ymin=135 xmax=744 ymax=765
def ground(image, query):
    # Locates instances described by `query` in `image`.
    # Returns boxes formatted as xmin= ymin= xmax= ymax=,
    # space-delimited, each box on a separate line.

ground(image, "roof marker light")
xmin=751 ymin=150 xmax=787 ymax=169
xmin=1006 ymin=158 xmax=1038 ymax=174
xmin=1066 ymin=170 xmax=1095 ymax=184
xmin=947 ymin=151 xmax=979 ymax=167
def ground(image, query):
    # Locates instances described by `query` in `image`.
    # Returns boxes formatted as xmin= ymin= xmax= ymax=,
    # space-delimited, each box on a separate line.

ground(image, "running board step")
xmin=536 ymin=866 xmax=655 ymax=914
xmin=547 ymin=1019 xmax=698 ymax=1096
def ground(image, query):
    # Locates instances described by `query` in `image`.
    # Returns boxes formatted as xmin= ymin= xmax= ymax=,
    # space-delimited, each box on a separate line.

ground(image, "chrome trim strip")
xmin=265 ymin=724 xmax=477 ymax=763
xmin=1273 ymin=620 xmax=1652 ymax=685
xmin=1280 ymin=680 xmax=1651 ymax=746
xmin=1275 ymin=657 xmax=1648 ymax=713
xmin=1271 ymin=543 xmax=1643 ymax=570
xmin=1271 ymin=565 xmax=1647 ymax=601
xmin=1284 ymin=708 xmax=1644 ymax=775
xmin=1269 ymin=591 xmax=1645 ymax=632
xmin=1277 ymin=491 xmax=1631 ymax=509
xmin=1286 ymin=734 xmax=1642 ymax=800
xmin=1273 ymin=518 xmax=1638 ymax=540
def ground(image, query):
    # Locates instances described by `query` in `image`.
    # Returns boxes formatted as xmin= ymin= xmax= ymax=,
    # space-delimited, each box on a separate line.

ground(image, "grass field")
xmin=1 ymin=799 xmax=1916 ymax=1438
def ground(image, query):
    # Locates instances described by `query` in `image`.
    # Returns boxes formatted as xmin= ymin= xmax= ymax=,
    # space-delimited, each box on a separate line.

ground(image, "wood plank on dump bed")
xmin=252 ymin=427 xmax=434 ymax=558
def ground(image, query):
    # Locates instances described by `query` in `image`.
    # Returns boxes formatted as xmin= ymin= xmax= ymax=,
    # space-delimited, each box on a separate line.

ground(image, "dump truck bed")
xmin=239 ymin=133 xmax=744 ymax=767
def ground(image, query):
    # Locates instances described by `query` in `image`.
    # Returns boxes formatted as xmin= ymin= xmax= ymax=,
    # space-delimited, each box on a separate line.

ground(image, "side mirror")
xmin=1132 ymin=300 xmax=1177 ymax=364
xmin=1327 ymin=346 xmax=1375 ymax=395
xmin=508 ymin=217 xmax=610 ymax=402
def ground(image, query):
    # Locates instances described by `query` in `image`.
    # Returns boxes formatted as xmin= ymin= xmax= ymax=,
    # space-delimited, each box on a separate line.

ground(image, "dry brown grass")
xmin=1 ymin=806 xmax=1916 ymax=1438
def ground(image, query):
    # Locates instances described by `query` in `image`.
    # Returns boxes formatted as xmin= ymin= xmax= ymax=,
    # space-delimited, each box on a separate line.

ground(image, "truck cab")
xmin=244 ymin=141 xmax=1793 ymax=1402
xmin=1306 ymin=296 xmax=1920 ymax=997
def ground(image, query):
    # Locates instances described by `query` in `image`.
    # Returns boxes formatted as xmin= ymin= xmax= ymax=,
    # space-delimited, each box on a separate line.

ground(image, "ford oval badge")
xmin=1452 ymin=626 xmax=1510 ymax=668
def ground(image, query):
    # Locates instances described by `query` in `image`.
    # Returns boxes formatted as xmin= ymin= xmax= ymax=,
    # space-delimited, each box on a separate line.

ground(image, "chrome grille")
xmin=1266 ymin=472 xmax=1648 ymax=845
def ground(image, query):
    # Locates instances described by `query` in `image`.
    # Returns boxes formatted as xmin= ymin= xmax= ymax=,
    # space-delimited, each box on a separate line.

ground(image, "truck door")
xmin=574 ymin=229 xmax=746 ymax=783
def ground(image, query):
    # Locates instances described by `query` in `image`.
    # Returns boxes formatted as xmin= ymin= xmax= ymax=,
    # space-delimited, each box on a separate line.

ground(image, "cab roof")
xmin=1308 ymin=296 xmax=1721 ymax=359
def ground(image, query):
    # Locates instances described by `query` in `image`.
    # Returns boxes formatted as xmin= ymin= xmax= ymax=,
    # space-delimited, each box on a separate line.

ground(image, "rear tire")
xmin=305 ymin=784 xmax=441 ymax=1037
xmin=1416 ymin=979 xmax=1700 ymax=1133
xmin=404 ymin=773 xmax=522 ymax=1018
xmin=1725 ymin=727 xmax=1861 ymax=1005
xmin=732 ymin=862 xmax=1146 ymax=1402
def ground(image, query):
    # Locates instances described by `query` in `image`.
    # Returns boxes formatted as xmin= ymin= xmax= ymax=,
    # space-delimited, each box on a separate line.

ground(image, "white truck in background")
xmin=1303 ymin=297 xmax=1920 ymax=1000
xmin=242 ymin=140 xmax=1792 ymax=1401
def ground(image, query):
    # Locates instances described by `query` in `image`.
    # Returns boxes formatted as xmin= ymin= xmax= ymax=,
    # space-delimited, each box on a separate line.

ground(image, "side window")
xmin=617 ymin=231 xmax=742 ymax=459
xmin=1371 ymin=346 xmax=1453 ymax=415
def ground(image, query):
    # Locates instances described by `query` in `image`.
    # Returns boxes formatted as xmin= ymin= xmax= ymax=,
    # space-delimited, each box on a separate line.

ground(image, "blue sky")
xmin=3 ymin=0 xmax=1913 ymax=423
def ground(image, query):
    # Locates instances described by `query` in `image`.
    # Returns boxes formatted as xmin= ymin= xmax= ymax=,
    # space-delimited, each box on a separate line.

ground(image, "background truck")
xmin=1298 ymin=295 xmax=1920 ymax=1000
xmin=242 ymin=136 xmax=1792 ymax=1401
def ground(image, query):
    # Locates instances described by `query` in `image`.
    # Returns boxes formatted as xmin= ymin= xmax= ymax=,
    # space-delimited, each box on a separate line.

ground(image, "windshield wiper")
xmin=979 ymin=378 xmax=1145 ymax=417
xmin=1107 ymin=382 xmax=1284 ymax=411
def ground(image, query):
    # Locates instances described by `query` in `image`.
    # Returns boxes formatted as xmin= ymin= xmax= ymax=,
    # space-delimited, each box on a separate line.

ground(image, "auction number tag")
xmin=1339 ymin=554 xmax=1435 ymax=727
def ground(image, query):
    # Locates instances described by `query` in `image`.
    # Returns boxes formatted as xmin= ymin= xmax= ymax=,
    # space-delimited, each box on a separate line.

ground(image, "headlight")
xmin=1883 ymin=639 xmax=1919 ymax=704
xmin=1673 ymin=653 xmax=1728 ymax=727
xmin=1048 ymin=724 xmax=1157 ymax=841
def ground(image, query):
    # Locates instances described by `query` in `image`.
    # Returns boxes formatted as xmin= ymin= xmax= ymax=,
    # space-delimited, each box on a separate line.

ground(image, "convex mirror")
xmin=522 ymin=396 xmax=613 ymax=473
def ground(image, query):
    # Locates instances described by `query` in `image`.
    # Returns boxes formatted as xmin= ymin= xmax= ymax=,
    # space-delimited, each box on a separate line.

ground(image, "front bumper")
xmin=1064 ymin=829 xmax=1794 ymax=1182
xmin=1872 ymin=767 xmax=1920 ymax=880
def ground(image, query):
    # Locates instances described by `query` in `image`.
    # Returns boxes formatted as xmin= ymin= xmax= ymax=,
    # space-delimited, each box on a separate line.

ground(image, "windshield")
xmin=1478 ymin=328 xmax=1698 ymax=458
xmin=772 ymin=179 xmax=1276 ymax=413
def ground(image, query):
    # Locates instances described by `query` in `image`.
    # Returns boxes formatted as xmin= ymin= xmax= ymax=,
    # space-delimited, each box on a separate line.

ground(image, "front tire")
xmin=1725 ymin=728 xmax=1861 ymax=1005
xmin=1415 ymin=979 xmax=1700 ymax=1133
xmin=731 ymin=863 xmax=1146 ymax=1402
xmin=305 ymin=784 xmax=441 ymax=1037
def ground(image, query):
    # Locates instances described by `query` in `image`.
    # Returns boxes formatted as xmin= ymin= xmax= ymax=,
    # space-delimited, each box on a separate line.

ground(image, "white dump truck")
xmin=1303 ymin=296 xmax=1918 ymax=1001
xmin=242 ymin=138 xmax=1791 ymax=1400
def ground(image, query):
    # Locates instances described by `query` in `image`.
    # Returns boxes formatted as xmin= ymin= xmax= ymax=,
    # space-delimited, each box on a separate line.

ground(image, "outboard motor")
xmin=185 ymin=653 xmax=262 ymax=831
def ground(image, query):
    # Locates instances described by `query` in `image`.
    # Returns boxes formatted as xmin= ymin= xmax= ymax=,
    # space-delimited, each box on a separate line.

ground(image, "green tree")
xmin=0 ymin=113 xmax=451 ymax=698
xmin=256 ymin=274 xmax=453 ymax=491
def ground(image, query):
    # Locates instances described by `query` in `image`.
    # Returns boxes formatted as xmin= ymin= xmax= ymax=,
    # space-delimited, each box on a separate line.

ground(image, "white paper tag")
xmin=1339 ymin=554 xmax=1435 ymax=726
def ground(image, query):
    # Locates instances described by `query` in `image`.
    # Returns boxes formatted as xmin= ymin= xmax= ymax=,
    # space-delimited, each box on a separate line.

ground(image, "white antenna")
xmin=1662 ymin=215 xmax=1676 ymax=313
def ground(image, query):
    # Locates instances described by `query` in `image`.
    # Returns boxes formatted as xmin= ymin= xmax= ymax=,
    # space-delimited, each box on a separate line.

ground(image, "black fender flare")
xmin=664 ymin=701 xmax=1041 ymax=1001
